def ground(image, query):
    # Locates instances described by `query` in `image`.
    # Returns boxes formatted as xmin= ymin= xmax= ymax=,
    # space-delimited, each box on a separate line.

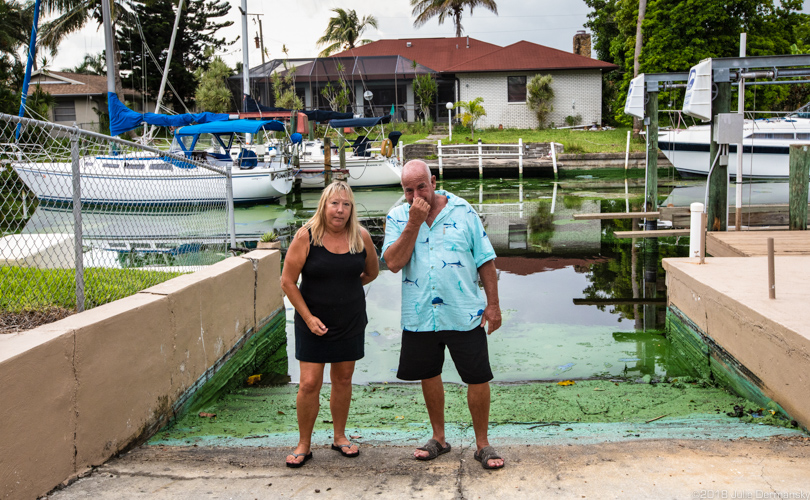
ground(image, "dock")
xmin=707 ymin=230 xmax=810 ymax=257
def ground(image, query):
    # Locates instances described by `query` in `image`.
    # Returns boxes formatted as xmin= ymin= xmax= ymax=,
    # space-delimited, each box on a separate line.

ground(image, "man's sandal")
xmin=331 ymin=443 xmax=360 ymax=458
xmin=415 ymin=439 xmax=452 ymax=461
xmin=473 ymin=446 xmax=504 ymax=469
xmin=285 ymin=451 xmax=313 ymax=468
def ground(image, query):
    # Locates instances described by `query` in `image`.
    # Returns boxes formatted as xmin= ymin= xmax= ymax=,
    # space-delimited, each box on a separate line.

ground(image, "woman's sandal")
xmin=331 ymin=443 xmax=360 ymax=458
xmin=285 ymin=451 xmax=313 ymax=468
xmin=473 ymin=446 xmax=504 ymax=469
xmin=415 ymin=439 xmax=451 ymax=461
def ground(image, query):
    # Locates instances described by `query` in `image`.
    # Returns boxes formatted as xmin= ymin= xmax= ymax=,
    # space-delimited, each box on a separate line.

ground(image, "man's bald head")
xmin=402 ymin=160 xmax=432 ymax=183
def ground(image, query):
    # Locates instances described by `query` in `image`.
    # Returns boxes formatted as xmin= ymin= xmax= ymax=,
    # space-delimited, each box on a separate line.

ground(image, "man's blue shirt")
xmin=382 ymin=190 xmax=496 ymax=332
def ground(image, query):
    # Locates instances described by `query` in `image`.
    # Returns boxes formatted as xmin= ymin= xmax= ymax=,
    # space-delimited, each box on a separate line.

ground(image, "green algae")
xmin=150 ymin=379 xmax=802 ymax=448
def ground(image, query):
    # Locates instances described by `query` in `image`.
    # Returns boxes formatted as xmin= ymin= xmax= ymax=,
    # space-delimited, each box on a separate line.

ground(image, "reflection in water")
xmin=283 ymin=178 xmax=689 ymax=384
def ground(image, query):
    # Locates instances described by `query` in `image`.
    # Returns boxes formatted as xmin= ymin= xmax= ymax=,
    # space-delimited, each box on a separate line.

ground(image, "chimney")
xmin=573 ymin=30 xmax=591 ymax=58
xmin=466 ymin=36 xmax=470 ymax=49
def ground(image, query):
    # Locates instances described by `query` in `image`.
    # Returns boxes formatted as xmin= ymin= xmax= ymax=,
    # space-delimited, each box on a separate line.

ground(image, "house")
xmin=242 ymin=34 xmax=617 ymax=129
xmin=26 ymin=70 xmax=152 ymax=133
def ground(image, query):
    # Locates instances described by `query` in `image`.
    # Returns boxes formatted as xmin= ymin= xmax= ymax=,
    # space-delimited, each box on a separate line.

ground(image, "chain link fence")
xmin=1 ymin=113 xmax=233 ymax=332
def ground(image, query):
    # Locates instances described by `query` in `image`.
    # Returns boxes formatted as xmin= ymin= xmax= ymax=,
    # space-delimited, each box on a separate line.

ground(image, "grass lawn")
xmin=0 ymin=266 xmax=184 ymax=314
xmin=443 ymin=126 xmax=646 ymax=154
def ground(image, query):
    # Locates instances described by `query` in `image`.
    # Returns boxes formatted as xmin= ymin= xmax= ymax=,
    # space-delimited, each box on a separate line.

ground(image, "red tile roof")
xmin=446 ymin=40 xmax=617 ymax=73
xmin=331 ymin=38 xmax=617 ymax=74
xmin=330 ymin=37 xmax=502 ymax=73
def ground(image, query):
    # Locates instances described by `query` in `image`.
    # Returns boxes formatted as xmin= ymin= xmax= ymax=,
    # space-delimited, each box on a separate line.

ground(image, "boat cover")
xmin=244 ymin=96 xmax=353 ymax=122
xmin=109 ymin=92 xmax=230 ymax=136
xmin=329 ymin=115 xmax=392 ymax=128
xmin=175 ymin=119 xmax=286 ymax=136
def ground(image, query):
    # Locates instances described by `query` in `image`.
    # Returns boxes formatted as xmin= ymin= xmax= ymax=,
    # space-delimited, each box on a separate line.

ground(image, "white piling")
xmin=689 ymin=202 xmax=705 ymax=258
xmin=478 ymin=139 xmax=483 ymax=179
xmin=550 ymin=142 xmax=558 ymax=177
xmin=624 ymin=131 xmax=631 ymax=170
xmin=437 ymin=140 xmax=443 ymax=178
xmin=518 ymin=138 xmax=523 ymax=178
xmin=551 ymin=182 xmax=558 ymax=214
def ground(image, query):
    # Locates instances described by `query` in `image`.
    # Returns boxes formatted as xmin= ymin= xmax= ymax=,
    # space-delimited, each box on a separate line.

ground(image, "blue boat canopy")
xmin=175 ymin=119 xmax=286 ymax=136
xmin=108 ymin=92 xmax=230 ymax=136
xmin=328 ymin=115 xmax=392 ymax=128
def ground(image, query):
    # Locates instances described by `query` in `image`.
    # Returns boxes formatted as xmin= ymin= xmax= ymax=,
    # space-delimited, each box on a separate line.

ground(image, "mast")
xmin=16 ymin=0 xmax=41 ymax=140
xmin=241 ymin=0 xmax=249 ymax=113
xmin=102 ymin=0 xmax=118 ymax=134
xmin=147 ymin=0 xmax=185 ymax=140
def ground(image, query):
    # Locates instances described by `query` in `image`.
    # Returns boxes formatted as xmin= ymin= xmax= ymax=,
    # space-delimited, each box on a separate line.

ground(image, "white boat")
xmin=12 ymin=119 xmax=294 ymax=206
xmin=658 ymin=116 xmax=810 ymax=178
xmin=295 ymin=115 xmax=403 ymax=188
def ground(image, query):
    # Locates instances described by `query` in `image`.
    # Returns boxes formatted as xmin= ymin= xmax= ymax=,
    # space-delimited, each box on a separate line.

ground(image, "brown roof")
xmin=27 ymin=71 xmax=142 ymax=98
xmin=330 ymin=37 xmax=502 ymax=73
xmin=331 ymin=38 xmax=617 ymax=74
xmin=445 ymin=40 xmax=617 ymax=73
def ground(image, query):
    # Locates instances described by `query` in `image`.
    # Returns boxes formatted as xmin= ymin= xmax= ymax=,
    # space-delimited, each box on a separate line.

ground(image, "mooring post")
xmin=689 ymin=202 xmax=705 ymax=258
xmin=708 ymin=81 xmax=731 ymax=231
xmin=290 ymin=111 xmax=297 ymax=137
xmin=767 ymin=237 xmax=775 ymax=299
xmin=550 ymin=142 xmax=558 ymax=179
xmin=518 ymin=138 xmax=523 ymax=180
xmin=339 ymin=136 xmax=346 ymax=171
xmin=323 ymin=137 xmax=332 ymax=186
xmin=644 ymin=89 xmax=659 ymax=214
xmin=437 ymin=139 xmax=443 ymax=179
xmin=477 ymin=138 xmax=483 ymax=179
xmin=788 ymin=144 xmax=809 ymax=230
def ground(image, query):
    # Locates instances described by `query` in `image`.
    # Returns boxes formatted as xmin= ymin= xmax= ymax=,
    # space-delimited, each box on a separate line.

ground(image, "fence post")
xmin=477 ymin=138 xmax=483 ymax=179
xmin=226 ymin=163 xmax=236 ymax=249
xmin=70 ymin=130 xmax=85 ymax=313
xmin=518 ymin=138 xmax=523 ymax=180
xmin=438 ymin=140 xmax=443 ymax=179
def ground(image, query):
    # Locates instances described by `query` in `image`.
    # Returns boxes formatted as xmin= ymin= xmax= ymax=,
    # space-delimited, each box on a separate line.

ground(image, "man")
xmin=382 ymin=160 xmax=504 ymax=470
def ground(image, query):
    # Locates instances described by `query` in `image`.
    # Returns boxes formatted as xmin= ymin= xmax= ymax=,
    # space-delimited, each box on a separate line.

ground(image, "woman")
xmin=280 ymin=181 xmax=379 ymax=468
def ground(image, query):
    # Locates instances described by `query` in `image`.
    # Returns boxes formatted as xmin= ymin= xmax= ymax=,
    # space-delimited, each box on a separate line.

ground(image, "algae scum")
xmin=152 ymin=177 xmax=806 ymax=447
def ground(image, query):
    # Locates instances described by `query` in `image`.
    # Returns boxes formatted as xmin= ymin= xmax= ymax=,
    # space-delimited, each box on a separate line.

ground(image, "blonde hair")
xmin=304 ymin=181 xmax=365 ymax=253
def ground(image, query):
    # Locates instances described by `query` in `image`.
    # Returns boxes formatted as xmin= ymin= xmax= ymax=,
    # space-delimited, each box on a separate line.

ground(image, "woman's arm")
xmin=359 ymin=227 xmax=380 ymax=286
xmin=280 ymin=227 xmax=328 ymax=335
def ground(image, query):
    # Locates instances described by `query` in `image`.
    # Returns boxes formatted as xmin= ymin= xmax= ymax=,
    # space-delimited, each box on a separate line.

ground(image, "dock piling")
xmin=438 ymin=140 xmax=443 ymax=179
xmin=788 ymin=144 xmax=809 ymax=230
xmin=689 ymin=202 xmax=705 ymax=258
xmin=767 ymin=237 xmax=776 ymax=299
xmin=550 ymin=142 xmax=558 ymax=179
xmin=477 ymin=139 xmax=483 ymax=179
xmin=324 ymin=137 xmax=332 ymax=186
xmin=708 ymin=82 xmax=731 ymax=231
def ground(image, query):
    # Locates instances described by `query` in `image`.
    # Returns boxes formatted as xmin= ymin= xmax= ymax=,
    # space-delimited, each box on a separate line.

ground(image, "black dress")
xmin=293 ymin=231 xmax=368 ymax=363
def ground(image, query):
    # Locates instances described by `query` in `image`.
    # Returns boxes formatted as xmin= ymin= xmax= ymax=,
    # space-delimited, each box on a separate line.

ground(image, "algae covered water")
xmin=277 ymin=177 xmax=687 ymax=384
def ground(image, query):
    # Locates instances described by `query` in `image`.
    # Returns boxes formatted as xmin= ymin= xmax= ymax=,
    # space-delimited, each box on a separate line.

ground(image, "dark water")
xmin=267 ymin=178 xmax=690 ymax=384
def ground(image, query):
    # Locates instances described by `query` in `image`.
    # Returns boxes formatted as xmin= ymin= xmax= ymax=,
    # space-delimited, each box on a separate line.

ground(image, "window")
xmin=53 ymin=100 xmax=76 ymax=122
xmin=507 ymin=76 xmax=526 ymax=103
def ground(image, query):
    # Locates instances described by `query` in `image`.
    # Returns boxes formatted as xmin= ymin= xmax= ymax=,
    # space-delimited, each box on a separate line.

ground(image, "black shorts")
xmin=397 ymin=326 xmax=493 ymax=384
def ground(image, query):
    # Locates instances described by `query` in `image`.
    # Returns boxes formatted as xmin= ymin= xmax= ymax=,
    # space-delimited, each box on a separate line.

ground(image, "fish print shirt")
xmin=382 ymin=190 xmax=496 ymax=332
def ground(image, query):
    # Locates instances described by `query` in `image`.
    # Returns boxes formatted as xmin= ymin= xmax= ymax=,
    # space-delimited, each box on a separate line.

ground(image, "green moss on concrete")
xmin=181 ymin=312 xmax=287 ymax=416
xmin=666 ymin=307 xmax=793 ymax=423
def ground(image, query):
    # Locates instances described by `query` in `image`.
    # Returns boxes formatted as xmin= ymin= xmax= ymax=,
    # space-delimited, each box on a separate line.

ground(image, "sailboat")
xmin=11 ymin=0 xmax=294 ymax=205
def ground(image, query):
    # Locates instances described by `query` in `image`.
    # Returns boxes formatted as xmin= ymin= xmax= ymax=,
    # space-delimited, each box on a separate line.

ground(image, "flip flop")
xmin=415 ymin=439 xmax=451 ymax=461
xmin=331 ymin=443 xmax=360 ymax=458
xmin=285 ymin=451 xmax=313 ymax=468
xmin=473 ymin=446 xmax=504 ymax=470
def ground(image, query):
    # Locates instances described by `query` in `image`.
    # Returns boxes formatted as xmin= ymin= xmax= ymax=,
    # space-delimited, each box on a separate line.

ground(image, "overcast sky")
xmin=45 ymin=0 xmax=810 ymax=75
xmin=50 ymin=0 xmax=594 ymax=72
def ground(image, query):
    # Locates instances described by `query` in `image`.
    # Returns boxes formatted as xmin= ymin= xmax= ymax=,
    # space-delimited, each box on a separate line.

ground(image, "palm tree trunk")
xmin=632 ymin=0 xmax=647 ymax=136
xmin=454 ymin=7 xmax=462 ymax=37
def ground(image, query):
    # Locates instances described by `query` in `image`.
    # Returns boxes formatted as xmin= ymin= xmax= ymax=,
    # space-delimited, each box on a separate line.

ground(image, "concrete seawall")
xmin=0 ymin=250 xmax=284 ymax=500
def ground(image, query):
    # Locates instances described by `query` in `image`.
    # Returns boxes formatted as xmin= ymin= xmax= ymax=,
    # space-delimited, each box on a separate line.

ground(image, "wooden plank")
xmin=573 ymin=211 xmax=659 ymax=220
xmin=614 ymin=229 xmax=691 ymax=238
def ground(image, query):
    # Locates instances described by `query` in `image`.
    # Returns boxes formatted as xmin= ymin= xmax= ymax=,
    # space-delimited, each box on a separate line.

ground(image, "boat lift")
xmin=624 ymin=51 xmax=810 ymax=232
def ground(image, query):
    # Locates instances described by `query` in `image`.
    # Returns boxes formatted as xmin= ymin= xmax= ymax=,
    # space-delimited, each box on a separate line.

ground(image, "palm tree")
xmin=0 ymin=0 xmax=32 ymax=65
xmin=66 ymin=52 xmax=106 ymax=75
xmin=454 ymin=96 xmax=486 ymax=138
xmin=410 ymin=0 xmax=498 ymax=38
xmin=317 ymin=8 xmax=378 ymax=57
xmin=38 ymin=0 xmax=139 ymax=98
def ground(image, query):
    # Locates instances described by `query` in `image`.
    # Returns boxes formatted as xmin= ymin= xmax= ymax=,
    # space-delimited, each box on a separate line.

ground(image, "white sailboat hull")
xmin=12 ymin=155 xmax=293 ymax=205
xmin=296 ymin=157 xmax=402 ymax=188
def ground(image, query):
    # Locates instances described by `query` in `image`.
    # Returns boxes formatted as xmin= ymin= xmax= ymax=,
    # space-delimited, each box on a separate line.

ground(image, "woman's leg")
xmin=329 ymin=360 xmax=358 ymax=454
xmin=287 ymin=361 xmax=325 ymax=465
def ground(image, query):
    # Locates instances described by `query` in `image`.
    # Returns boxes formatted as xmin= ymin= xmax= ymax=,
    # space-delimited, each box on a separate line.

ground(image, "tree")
xmin=413 ymin=71 xmax=437 ymax=123
xmin=272 ymin=46 xmax=302 ymax=110
xmin=0 ymin=0 xmax=32 ymax=114
xmin=320 ymin=62 xmax=351 ymax=112
xmin=411 ymin=0 xmax=498 ymax=38
xmin=526 ymin=74 xmax=554 ymax=129
xmin=585 ymin=0 xmax=810 ymax=125
xmin=454 ymin=97 xmax=485 ymax=138
xmin=195 ymin=55 xmax=232 ymax=113
xmin=65 ymin=52 xmax=105 ymax=75
xmin=118 ymin=0 xmax=233 ymax=112
xmin=317 ymin=8 xmax=377 ymax=57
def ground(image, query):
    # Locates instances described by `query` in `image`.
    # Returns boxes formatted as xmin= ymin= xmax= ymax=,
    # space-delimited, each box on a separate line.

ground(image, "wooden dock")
xmin=707 ymin=230 xmax=810 ymax=257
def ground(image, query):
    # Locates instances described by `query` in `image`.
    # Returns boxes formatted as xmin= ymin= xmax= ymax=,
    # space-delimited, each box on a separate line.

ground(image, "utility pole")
xmin=252 ymin=14 xmax=267 ymax=105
